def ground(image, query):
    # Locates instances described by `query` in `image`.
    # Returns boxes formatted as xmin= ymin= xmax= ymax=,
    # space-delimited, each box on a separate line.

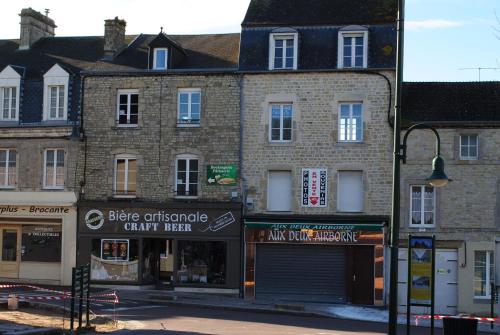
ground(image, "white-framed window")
xmin=114 ymin=155 xmax=137 ymax=197
xmin=0 ymin=149 xmax=16 ymax=188
xmin=460 ymin=134 xmax=478 ymax=160
xmin=175 ymin=155 xmax=199 ymax=197
xmin=409 ymin=185 xmax=435 ymax=227
xmin=43 ymin=149 xmax=64 ymax=189
xmin=474 ymin=251 xmax=494 ymax=299
xmin=338 ymin=30 xmax=368 ymax=69
xmin=337 ymin=171 xmax=363 ymax=212
xmin=267 ymin=171 xmax=292 ymax=211
xmin=270 ymin=103 xmax=292 ymax=142
xmin=269 ymin=33 xmax=298 ymax=70
xmin=178 ymin=89 xmax=201 ymax=126
xmin=153 ymin=48 xmax=168 ymax=70
xmin=1 ymin=87 xmax=17 ymax=121
xmin=43 ymin=64 xmax=69 ymax=121
xmin=48 ymin=85 xmax=65 ymax=120
xmin=0 ymin=66 xmax=21 ymax=122
xmin=339 ymin=103 xmax=363 ymax=142
xmin=117 ymin=90 xmax=139 ymax=126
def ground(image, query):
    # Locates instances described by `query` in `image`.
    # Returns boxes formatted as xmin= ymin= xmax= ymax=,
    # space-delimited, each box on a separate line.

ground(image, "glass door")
xmin=0 ymin=226 xmax=20 ymax=278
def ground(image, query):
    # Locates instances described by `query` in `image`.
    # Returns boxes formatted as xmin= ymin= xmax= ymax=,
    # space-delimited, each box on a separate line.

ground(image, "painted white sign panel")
xmin=302 ymin=168 xmax=327 ymax=207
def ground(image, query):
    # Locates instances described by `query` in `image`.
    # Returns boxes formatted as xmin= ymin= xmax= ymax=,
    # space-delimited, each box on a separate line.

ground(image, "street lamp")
xmin=387 ymin=0 xmax=450 ymax=334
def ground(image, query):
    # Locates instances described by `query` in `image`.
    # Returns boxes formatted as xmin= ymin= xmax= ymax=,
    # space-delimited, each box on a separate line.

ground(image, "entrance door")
xmin=0 ymin=226 xmax=21 ymax=278
xmin=351 ymin=246 xmax=374 ymax=305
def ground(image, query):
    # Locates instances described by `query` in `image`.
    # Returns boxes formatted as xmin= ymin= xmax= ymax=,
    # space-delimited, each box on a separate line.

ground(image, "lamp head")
xmin=426 ymin=155 xmax=450 ymax=187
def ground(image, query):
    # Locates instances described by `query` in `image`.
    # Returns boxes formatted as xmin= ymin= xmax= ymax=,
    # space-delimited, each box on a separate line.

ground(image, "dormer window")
xmin=153 ymin=48 xmax=168 ymax=70
xmin=0 ymin=66 xmax=21 ymax=122
xmin=269 ymin=30 xmax=298 ymax=70
xmin=338 ymin=27 xmax=368 ymax=69
xmin=43 ymin=64 xmax=69 ymax=121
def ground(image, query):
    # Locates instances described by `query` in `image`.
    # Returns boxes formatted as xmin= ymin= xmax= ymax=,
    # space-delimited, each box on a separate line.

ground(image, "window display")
xmin=21 ymin=225 xmax=61 ymax=262
xmin=91 ymin=239 xmax=138 ymax=281
xmin=177 ymin=241 xmax=226 ymax=285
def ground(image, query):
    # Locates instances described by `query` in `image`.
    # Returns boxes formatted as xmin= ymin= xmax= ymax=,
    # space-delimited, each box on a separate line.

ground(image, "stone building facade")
xmin=77 ymin=29 xmax=243 ymax=292
xmin=0 ymin=9 xmax=83 ymax=285
xmin=239 ymin=0 xmax=396 ymax=305
xmin=399 ymin=82 xmax=500 ymax=315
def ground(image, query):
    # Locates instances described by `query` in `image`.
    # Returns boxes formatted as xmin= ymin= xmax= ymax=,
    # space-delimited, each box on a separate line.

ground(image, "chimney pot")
xmin=104 ymin=17 xmax=127 ymax=60
xmin=19 ymin=7 xmax=56 ymax=50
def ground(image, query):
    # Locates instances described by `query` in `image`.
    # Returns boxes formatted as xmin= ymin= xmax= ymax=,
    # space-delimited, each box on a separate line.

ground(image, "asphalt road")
xmin=96 ymin=303 xmax=492 ymax=335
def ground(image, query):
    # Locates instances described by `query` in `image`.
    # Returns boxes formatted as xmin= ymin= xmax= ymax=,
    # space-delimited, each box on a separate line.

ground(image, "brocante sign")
xmin=79 ymin=205 xmax=241 ymax=237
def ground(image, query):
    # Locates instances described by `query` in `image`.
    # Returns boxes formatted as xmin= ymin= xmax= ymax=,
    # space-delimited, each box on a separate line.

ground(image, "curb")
xmin=119 ymin=296 xmax=335 ymax=319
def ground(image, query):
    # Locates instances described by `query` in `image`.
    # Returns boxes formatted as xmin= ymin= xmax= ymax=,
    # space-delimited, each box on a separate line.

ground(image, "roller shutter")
xmin=255 ymin=244 xmax=346 ymax=302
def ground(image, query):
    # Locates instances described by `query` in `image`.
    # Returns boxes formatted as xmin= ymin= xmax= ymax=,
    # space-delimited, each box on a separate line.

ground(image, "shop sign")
xmin=245 ymin=223 xmax=384 ymax=245
xmin=207 ymin=165 xmax=237 ymax=186
xmin=0 ymin=205 xmax=70 ymax=215
xmin=79 ymin=206 xmax=240 ymax=237
xmin=85 ymin=209 xmax=104 ymax=230
xmin=302 ymin=168 xmax=327 ymax=207
xmin=408 ymin=236 xmax=434 ymax=306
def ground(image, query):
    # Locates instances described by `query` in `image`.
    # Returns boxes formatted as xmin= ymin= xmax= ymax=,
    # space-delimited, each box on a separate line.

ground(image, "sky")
xmin=1 ymin=0 xmax=500 ymax=82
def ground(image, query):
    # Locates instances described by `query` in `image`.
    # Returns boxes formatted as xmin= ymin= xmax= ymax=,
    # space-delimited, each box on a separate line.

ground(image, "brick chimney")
xmin=19 ymin=8 xmax=56 ymax=50
xmin=103 ymin=17 xmax=126 ymax=60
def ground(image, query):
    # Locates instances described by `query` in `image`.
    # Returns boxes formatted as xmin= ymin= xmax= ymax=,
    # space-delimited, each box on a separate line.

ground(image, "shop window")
xmin=91 ymin=239 xmax=139 ymax=282
xmin=177 ymin=241 xmax=226 ymax=285
xmin=21 ymin=225 xmax=61 ymax=262
xmin=474 ymin=250 xmax=494 ymax=299
xmin=267 ymin=171 xmax=292 ymax=211
xmin=337 ymin=171 xmax=363 ymax=212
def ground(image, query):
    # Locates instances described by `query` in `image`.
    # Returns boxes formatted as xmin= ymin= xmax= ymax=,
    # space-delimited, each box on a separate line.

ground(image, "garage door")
xmin=255 ymin=244 xmax=346 ymax=302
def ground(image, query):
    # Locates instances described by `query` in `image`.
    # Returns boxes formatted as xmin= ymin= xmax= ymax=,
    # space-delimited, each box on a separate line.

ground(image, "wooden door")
xmin=351 ymin=246 xmax=374 ymax=305
xmin=0 ymin=226 xmax=21 ymax=278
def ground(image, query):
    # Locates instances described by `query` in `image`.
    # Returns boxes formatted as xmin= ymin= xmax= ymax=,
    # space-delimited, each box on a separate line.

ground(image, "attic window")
xmin=153 ymin=48 xmax=168 ymax=70
xmin=269 ymin=32 xmax=298 ymax=70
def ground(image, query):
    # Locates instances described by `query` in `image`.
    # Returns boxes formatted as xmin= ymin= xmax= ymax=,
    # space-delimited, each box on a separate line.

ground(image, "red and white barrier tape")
xmin=0 ymin=284 xmax=119 ymax=303
xmin=415 ymin=314 xmax=498 ymax=325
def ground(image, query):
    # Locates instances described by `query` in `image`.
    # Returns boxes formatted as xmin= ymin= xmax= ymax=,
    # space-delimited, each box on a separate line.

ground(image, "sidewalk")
xmin=115 ymin=289 xmax=499 ymax=333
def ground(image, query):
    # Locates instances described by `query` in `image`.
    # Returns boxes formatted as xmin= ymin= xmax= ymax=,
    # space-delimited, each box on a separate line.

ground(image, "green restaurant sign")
xmin=207 ymin=165 xmax=237 ymax=186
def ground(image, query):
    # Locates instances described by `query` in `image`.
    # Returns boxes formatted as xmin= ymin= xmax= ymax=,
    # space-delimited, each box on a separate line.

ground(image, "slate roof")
xmin=402 ymin=82 xmax=500 ymax=125
xmin=242 ymin=0 xmax=397 ymax=26
xmin=0 ymin=33 xmax=240 ymax=78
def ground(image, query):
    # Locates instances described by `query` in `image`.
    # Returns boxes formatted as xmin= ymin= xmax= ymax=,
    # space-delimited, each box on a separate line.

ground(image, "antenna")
xmin=44 ymin=9 xmax=50 ymax=16
xmin=458 ymin=67 xmax=500 ymax=81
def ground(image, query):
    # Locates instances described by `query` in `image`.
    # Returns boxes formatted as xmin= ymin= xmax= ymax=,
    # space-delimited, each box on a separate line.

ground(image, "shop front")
xmin=78 ymin=201 xmax=241 ymax=293
xmin=244 ymin=216 xmax=387 ymax=305
xmin=0 ymin=192 xmax=77 ymax=286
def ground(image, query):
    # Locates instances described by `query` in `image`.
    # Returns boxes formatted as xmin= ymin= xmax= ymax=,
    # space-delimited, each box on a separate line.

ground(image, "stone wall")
xmin=0 ymin=134 xmax=81 ymax=193
xmin=82 ymin=74 xmax=241 ymax=202
xmin=241 ymin=71 xmax=395 ymax=215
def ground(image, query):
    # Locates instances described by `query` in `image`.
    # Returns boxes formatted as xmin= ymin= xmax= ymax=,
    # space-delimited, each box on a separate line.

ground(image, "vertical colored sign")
xmin=409 ymin=236 xmax=434 ymax=305
xmin=302 ymin=168 xmax=327 ymax=207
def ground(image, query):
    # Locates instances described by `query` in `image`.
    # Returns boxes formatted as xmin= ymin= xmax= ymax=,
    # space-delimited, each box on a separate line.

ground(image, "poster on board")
xmin=409 ymin=236 xmax=434 ymax=306
xmin=302 ymin=168 xmax=327 ymax=207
